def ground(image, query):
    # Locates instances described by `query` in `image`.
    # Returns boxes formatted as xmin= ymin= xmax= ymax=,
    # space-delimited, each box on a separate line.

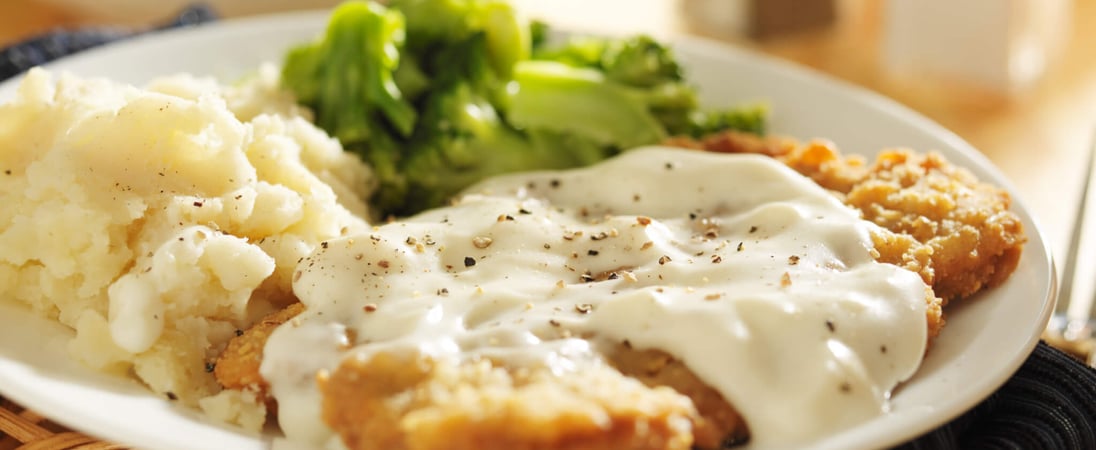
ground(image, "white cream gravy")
xmin=262 ymin=146 xmax=929 ymax=448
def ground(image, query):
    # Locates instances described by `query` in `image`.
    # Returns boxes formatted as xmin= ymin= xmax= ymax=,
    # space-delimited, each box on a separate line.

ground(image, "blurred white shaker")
xmin=884 ymin=0 xmax=1072 ymax=92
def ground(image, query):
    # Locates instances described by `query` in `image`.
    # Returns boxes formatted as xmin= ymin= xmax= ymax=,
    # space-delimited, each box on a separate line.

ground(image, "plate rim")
xmin=0 ymin=9 xmax=1057 ymax=450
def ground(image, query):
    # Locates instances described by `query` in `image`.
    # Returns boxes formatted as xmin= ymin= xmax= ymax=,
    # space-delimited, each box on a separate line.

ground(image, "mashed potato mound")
xmin=0 ymin=68 xmax=372 ymax=413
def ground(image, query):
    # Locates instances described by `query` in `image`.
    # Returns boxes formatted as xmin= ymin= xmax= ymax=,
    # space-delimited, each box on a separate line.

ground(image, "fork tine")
xmin=1057 ymin=128 xmax=1096 ymax=339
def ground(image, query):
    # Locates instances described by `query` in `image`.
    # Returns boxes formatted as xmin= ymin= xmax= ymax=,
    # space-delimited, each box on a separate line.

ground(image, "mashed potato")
xmin=0 ymin=68 xmax=372 ymax=415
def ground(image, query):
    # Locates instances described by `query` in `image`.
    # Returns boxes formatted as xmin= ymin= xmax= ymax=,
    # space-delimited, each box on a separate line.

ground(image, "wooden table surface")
xmin=1 ymin=0 xmax=1092 ymax=272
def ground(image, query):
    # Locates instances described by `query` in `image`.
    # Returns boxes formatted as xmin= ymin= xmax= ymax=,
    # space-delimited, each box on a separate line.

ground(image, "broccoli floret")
xmin=393 ymin=57 xmax=430 ymax=102
xmin=642 ymin=82 xmax=700 ymax=135
xmin=390 ymin=0 xmax=529 ymax=78
xmin=386 ymin=82 xmax=607 ymax=215
xmin=600 ymin=35 xmax=684 ymax=88
xmin=533 ymin=34 xmax=682 ymax=88
xmin=529 ymin=20 xmax=550 ymax=51
xmin=532 ymin=36 xmax=606 ymax=68
xmin=282 ymin=1 xmax=417 ymax=143
xmin=686 ymin=105 xmax=768 ymax=137
xmin=532 ymin=31 xmax=764 ymax=139
xmin=392 ymin=82 xmax=540 ymax=214
xmin=378 ymin=38 xmax=607 ymax=215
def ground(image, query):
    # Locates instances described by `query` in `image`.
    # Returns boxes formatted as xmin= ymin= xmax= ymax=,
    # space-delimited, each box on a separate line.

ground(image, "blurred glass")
xmin=883 ymin=0 xmax=1071 ymax=93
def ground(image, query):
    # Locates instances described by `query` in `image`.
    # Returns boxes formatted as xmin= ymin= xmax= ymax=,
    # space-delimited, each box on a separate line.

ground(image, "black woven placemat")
xmin=0 ymin=4 xmax=217 ymax=82
xmin=896 ymin=341 xmax=1096 ymax=450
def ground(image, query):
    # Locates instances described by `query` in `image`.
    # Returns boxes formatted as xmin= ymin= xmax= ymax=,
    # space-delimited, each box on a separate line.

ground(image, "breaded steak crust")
xmin=668 ymin=131 xmax=1026 ymax=304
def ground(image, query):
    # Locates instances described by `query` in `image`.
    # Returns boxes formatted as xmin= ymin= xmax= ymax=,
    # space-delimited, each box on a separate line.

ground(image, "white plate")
xmin=0 ymin=10 xmax=1055 ymax=450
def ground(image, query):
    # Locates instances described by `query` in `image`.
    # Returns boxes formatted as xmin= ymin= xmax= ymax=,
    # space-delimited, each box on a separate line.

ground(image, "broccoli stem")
xmin=507 ymin=61 xmax=666 ymax=149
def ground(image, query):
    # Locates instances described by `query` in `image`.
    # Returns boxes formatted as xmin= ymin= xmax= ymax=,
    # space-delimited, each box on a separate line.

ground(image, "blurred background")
xmin=0 ymin=0 xmax=1093 ymax=269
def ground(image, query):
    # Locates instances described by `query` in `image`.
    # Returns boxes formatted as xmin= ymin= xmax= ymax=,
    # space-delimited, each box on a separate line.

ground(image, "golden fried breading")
xmin=667 ymin=131 xmax=1026 ymax=304
xmin=847 ymin=150 xmax=1025 ymax=302
xmin=320 ymin=352 xmax=700 ymax=450
xmin=219 ymin=308 xmax=749 ymax=449
xmin=607 ymin=346 xmax=748 ymax=448
xmin=215 ymin=302 xmax=306 ymax=393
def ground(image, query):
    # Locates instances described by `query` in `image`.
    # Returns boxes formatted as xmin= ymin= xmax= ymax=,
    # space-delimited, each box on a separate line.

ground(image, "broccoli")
xmin=506 ymin=61 xmax=666 ymax=149
xmin=392 ymin=79 xmax=607 ymax=215
xmin=390 ymin=0 xmax=529 ymax=78
xmin=532 ymin=31 xmax=766 ymax=137
xmin=535 ymin=34 xmax=683 ymax=88
xmin=281 ymin=0 xmax=768 ymax=217
xmin=529 ymin=20 xmax=550 ymax=51
xmin=377 ymin=32 xmax=608 ymax=215
xmin=687 ymin=105 xmax=768 ymax=137
xmin=281 ymin=1 xmax=416 ymax=144
xmin=601 ymin=35 xmax=684 ymax=87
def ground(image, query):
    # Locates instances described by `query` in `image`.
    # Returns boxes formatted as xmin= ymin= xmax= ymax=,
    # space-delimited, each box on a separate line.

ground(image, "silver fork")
xmin=1044 ymin=130 xmax=1096 ymax=365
